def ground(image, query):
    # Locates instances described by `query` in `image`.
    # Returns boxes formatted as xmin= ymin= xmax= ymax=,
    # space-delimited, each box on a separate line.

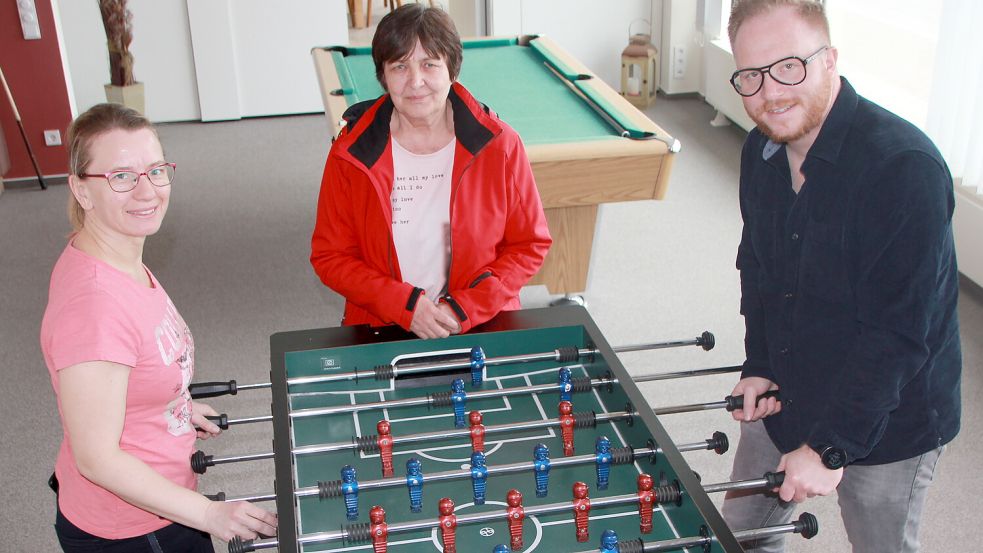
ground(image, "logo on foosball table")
xmin=479 ymin=527 xmax=495 ymax=537
xmin=321 ymin=358 xmax=339 ymax=371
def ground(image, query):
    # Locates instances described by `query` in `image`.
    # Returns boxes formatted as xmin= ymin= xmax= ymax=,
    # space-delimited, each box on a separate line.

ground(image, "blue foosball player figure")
xmin=533 ymin=443 xmax=551 ymax=497
xmin=340 ymin=464 xmax=359 ymax=521
xmin=450 ymin=378 xmax=467 ymax=428
xmin=600 ymin=529 xmax=619 ymax=552
xmin=558 ymin=367 xmax=573 ymax=402
xmin=405 ymin=457 xmax=424 ymax=513
xmin=595 ymin=436 xmax=612 ymax=490
xmin=470 ymin=346 xmax=485 ymax=385
xmin=470 ymin=450 xmax=488 ymax=504
xmin=492 ymin=546 xmax=511 ymax=553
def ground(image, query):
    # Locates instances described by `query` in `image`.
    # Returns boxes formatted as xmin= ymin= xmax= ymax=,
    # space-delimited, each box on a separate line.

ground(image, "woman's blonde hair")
xmin=67 ymin=103 xmax=158 ymax=231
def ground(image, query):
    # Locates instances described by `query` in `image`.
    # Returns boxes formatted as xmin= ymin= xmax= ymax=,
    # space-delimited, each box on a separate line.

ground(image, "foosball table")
xmin=191 ymin=306 xmax=818 ymax=552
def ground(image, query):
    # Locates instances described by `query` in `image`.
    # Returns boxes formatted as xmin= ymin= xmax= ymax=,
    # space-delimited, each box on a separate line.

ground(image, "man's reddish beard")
xmin=751 ymin=75 xmax=832 ymax=143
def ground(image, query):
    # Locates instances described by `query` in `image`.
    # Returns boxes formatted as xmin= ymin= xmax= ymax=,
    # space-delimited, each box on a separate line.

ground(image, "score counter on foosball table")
xmin=218 ymin=307 xmax=817 ymax=553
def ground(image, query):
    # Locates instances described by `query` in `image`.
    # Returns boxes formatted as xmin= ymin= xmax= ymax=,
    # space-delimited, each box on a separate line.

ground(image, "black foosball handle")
xmin=697 ymin=331 xmax=715 ymax=351
xmin=795 ymin=512 xmax=820 ymax=539
xmin=707 ymin=430 xmax=729 ymax=454
xmin=724 ymin=390 xmax=780 ymax=412
xmin=191 ymin=450 xmax=214 ymax=474
xmin=205 ymin=491 xmax=226 ymax=501
xmin=615 ymin=511 xmax=818 ymax=553
xmin=764 ymin=470 xmax=785 ymax=488
xmin=228 ymin=536 xmax=254 ymax=553
xmin=190 ymin=380 xmax=238 ymax=399
xmin=205 ymin=414 xmax=229 ymax=430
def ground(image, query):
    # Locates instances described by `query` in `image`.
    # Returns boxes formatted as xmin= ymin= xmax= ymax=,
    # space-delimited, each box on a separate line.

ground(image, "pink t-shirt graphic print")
xmin=41 ymin=244 xmax=198 ymax=539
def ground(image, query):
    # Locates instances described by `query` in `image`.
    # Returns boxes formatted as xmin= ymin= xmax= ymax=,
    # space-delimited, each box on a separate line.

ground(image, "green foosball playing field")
xmin=221 ymin=306 xmax=817 ymax=553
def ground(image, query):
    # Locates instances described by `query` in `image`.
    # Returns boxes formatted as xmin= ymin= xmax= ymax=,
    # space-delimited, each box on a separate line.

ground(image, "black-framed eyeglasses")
xmin=80 ymin=162 xmax=176 ymax=193
xmin=730 ymin=46 xmax=830 ymax=97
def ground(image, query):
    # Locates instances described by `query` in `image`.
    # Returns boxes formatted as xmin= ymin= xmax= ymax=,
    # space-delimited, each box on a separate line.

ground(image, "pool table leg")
xmin=529 ymin=204 xmax=597 ymax=296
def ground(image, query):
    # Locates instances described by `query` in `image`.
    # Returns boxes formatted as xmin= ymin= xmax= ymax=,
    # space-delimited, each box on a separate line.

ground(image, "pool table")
xmin=311 ymin=35 xmax=679 ymax=296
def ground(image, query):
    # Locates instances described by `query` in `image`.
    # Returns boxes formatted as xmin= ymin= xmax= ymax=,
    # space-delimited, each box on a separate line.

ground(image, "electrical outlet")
xmin=44 ymin=129 xmax=62 ymax=146
xmin=673 ymin=46 xmax=687 ymax=79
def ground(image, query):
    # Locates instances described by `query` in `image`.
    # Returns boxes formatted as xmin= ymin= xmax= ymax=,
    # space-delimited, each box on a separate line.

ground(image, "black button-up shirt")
xmin=737 ymin=78 xmax=962 ymax=465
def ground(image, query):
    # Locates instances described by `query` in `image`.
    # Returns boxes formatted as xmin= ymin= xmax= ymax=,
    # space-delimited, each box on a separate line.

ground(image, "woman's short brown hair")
xmin=728 ymin=0 xmax=830 ymax=48
xmin=371 ymin=3 xmax=463 ymax=89
xmin=66 ymin=103 xmax=158 ymax=231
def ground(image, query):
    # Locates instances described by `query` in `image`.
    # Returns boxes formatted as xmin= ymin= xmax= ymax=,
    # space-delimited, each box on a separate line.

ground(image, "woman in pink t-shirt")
xmin=40 ymin=103 xmax=277 ymax=551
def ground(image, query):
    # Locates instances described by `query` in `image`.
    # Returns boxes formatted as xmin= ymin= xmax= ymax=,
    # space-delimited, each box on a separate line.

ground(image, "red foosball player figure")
xmin=558 ymin=401 xmax=575 ymax=456
xmin=438 ymin=497 xmax=457 ymax=553
xmin=376 ymin=420 xmax=394 ymax=477
xmin=572 ymin=481 xmax=591 ymax=543
xmin=370 ymin=505 xmax=388 ymax=553
xmin=469 ymin=410 xmax=486 ymax=453
xmin=506 ymin=488 xmax=525 ymax=550
xmin=637 ymin=473 xmax=655 ymax=534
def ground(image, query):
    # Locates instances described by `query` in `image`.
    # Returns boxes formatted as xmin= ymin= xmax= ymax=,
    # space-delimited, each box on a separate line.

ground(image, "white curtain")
xmin=926 ymin=0 xmax=983 ymax=193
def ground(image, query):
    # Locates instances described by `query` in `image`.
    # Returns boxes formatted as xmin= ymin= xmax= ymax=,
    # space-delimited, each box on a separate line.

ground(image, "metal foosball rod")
xmin=211 ymin=433 xmax=728 ymax=503
xmin=206 ymin=364 xmax=744 ymax=430
xmin=189 ymin=331 xmax=715 ymax=399
xmin=227 ymin=471 xmax=789 ymax=553
xmin=653 ymin=390 xmax=779 ymax=416
xmin=192 ymin=393 xmax=776 ymax=474
xmin=631 ymin=364 xmax=742 ymax=383
xmin=570 ymin=513 xmax=819 ymax=553
xmin=207 ymin=373 xmax=617 ymax=429
xmin=612 ymin=332 xmax=715 ymax=353
xmin=310 ymin=434 xmax=727 ymax=501
xmin=231 ymin=493 xmax=662 ymax=552
xmin=192 ymin=407 xmax=629 ymax=474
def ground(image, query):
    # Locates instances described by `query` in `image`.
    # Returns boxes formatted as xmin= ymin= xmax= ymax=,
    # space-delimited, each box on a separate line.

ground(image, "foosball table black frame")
xmin=267 ymin=306 xmax=744 ymax=553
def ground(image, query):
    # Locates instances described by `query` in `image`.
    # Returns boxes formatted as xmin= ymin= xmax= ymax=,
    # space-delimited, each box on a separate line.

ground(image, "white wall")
xmin=54 ymin=0 xmax=201 ymax=122
xmin=54 ymin=0 xmax=348 ymax=123
xmin=659 ymin=0 xmax=703 ymax=95
xmin=224 ymin=0 xmax=348 ymax=119
xmin=186 ymin=1 xmax=238 ymax=122
xmin=487 ymin=0 xmax=522 ymax=38
xmin=487 ymin=0 xmax=653 ymax=90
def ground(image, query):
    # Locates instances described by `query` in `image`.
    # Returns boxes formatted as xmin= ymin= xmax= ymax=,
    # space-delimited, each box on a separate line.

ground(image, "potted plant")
xmin=99 ymin=0 xmax=144 ymax=113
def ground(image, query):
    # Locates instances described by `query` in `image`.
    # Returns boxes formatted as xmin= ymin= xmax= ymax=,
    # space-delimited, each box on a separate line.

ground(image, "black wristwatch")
xmin=812 ymin=444 xmax=847 ymax=470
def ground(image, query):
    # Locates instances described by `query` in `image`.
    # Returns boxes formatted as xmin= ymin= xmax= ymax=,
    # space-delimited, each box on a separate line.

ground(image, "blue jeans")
xmin=721 ymin=420 xmax=943 ymax=553
xmin=55 ymin=506 xmax=214 ymax=553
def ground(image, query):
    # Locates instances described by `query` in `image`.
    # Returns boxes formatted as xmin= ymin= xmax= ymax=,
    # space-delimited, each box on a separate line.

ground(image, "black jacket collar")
xmin=340 ymin=83 xmax=499 ymax=169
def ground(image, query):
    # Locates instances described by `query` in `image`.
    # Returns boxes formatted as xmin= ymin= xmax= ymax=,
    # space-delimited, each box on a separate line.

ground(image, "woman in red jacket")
xmin=311 ymin=4 xmax=551 ymax=339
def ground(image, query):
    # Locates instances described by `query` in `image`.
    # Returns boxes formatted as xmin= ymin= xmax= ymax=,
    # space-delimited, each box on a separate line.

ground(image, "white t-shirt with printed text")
xmin=391 ymin=137 xmax=456 ymax=300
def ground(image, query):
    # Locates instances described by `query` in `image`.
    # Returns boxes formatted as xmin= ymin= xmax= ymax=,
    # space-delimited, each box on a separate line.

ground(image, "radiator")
xmin=705 ymin=39 xmax=755 ymax=131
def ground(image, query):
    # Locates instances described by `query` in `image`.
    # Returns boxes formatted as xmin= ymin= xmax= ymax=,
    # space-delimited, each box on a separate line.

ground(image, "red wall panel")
xmin=1 ymin=0 xmax=72 ymax=180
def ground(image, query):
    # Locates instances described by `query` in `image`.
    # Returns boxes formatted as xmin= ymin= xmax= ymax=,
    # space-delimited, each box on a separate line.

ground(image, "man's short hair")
xmin=372 ymin=3 xmax=463 ymax=89
xmin=728 ymin=0 xmax=830 ymax=48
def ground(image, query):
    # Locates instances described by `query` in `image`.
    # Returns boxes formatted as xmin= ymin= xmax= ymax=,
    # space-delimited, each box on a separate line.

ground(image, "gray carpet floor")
xmin=1 ymin=95 xmax=979 ymax=552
